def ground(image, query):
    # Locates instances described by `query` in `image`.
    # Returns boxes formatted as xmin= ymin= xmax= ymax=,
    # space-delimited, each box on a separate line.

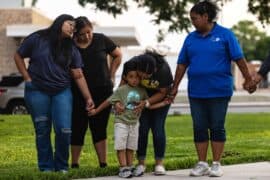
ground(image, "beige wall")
xmin=32 ymin=8 xmax=51 ymax=25
xmin=0 ymin=8 xmax=51 ymax=76
xmin=234 ymin=62 xmax=261 ymax=90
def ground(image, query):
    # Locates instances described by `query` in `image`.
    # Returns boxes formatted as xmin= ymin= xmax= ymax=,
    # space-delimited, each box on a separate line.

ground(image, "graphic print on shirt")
xmin=140 ymin=79 xmax=159 ymax=89
xmin=210 ymin=36 xmax=221 ymax=42
xmin=126 ymin=90 xmax=140 ymax=110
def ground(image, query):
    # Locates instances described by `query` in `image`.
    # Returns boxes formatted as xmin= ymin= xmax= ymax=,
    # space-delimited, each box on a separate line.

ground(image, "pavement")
xmin=77 ymin=162 xmax=270 ymax=180
xmin=168 ymin=90 xmax=270 ymax=114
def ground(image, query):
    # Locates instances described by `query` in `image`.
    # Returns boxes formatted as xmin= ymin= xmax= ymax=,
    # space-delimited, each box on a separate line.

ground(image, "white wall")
xmin=0 ymin=0 xmax=22 ymax=8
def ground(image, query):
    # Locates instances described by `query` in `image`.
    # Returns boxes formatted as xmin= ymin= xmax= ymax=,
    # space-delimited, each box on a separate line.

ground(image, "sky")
xmin=32 ymin=0 xmax=269 ymax=53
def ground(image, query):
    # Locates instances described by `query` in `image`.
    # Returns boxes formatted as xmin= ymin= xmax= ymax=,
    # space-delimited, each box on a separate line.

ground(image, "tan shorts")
xmin=114 ymin=122 xmax=139 ymax=150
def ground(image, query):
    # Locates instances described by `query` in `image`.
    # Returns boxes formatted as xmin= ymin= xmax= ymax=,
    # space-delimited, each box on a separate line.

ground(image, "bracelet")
xmin=144 ymin=99 xmax=150 ymax=108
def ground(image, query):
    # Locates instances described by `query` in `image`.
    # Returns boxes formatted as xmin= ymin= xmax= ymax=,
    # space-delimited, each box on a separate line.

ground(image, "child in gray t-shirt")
xmin=89 ymin=63 xmax=169 ymax=178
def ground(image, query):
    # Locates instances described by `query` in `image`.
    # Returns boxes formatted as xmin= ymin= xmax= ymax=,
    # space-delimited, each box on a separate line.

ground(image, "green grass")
xmin=0 ymin=113 xmax=270 ymax=179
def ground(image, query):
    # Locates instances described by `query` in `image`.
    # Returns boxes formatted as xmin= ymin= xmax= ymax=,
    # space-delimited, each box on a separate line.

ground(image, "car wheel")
xmin=7 ymin=100 xmax=28 ymax=115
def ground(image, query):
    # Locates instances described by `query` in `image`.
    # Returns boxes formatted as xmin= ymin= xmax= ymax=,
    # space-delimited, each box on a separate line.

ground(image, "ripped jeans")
xmin=24 ymin=82 xmax=72 ymax=171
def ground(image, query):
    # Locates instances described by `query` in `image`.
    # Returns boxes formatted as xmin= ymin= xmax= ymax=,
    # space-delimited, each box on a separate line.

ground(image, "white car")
xmin=0 ymin=74 xmax=28 ymax=114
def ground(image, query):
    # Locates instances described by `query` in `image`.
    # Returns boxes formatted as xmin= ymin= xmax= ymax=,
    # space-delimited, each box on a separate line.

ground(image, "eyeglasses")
xmin=65 ymin=20 xmax=76 ymax=32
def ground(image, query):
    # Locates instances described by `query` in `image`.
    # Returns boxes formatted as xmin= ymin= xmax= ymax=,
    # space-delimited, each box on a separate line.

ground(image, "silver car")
xmin=0 ymin=74 xmax=28 ymax=114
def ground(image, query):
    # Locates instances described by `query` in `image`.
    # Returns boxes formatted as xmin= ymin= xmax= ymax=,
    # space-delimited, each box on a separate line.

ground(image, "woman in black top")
xmin=117 ymin=50 xmax=173 ymax=176
xmin=71 ymin=16 xmax=122 ymax=168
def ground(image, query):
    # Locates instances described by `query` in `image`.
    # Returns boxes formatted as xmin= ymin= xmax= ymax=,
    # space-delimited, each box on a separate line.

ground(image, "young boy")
xmin=88 ymin=63 xmax=169 ymax=178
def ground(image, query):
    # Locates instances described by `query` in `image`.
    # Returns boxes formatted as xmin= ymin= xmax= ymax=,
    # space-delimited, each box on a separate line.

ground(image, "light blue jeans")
xmin=24 ymin=82 xmax=72 ymax=171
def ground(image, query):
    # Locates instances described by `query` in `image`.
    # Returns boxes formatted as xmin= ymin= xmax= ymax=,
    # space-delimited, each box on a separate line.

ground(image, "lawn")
xmin=0 ymin=113 xmax=270 ymax=179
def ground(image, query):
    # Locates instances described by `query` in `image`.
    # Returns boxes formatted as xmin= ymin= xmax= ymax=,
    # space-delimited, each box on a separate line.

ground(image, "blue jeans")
xmin=137 ymin=105 xmax=170 ymax=160
xmin=24 ymin=82 xmax=72 ymax=171
xmin=189 ymin=97 xmax=230 ymax=142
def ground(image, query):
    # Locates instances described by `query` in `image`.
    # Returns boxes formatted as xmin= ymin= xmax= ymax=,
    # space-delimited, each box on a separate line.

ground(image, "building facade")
xmin=0 ymin=6 xmax=140 ymax=77
xmin=0 ymin=8 xmax=51 ymax=75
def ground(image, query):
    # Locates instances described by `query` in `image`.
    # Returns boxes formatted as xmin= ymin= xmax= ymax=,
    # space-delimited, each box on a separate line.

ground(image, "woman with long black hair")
xmin=14 ymin=14 xmax=94 ymax=172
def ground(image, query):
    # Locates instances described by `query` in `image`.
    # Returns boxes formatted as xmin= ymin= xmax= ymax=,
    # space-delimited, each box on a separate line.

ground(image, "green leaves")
xmin=232 ymin=20 xmax=270 ymax=61
xmin=78 ymin=0 xmax=128 ymax=17
xmin=30 ymin=0 xmax=270 ymax=42
xmin=248 ymin=0 xmax=270 ymax=25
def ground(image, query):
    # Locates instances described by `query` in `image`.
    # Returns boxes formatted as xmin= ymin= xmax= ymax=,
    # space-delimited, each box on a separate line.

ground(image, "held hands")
xmin=243 ymin=73 xmax=263 ymax=94
xmin=85 ymin=98 xmax=95 ymax=113
xmin=243 ymin=79 xmax=257 ymax=94
xmin=167 ymin=87 xmax=178 ymax=103
xmin=134 ymin=100 xmax=146 ymax=115
xmin=88 ymin=109 xmax=97 ymax=116
xmin=114 ymin=102 xmax=125 ymax=115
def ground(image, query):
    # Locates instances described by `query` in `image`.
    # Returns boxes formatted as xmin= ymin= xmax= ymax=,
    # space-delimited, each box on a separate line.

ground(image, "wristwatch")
xmin=144 ymin=99 xmax=150 ymax=108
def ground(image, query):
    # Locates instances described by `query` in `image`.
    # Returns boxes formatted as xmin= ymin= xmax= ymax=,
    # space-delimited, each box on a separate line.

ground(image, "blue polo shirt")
xmin=177 ymin=23 xmax=244 ymax=98
xmin=17 ymin=33 xmax=83 ymax=94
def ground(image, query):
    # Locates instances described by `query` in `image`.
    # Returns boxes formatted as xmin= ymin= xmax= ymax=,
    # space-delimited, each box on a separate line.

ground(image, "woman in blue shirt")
xmin=170 ymin=1 xmax=253 ymax=177
xmin=14 ymin=14 xmax=94 ymax=172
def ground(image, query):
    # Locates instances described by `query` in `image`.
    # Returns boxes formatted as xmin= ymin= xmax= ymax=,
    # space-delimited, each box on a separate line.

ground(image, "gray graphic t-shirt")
xmin=108 ymin=84 xmax=148 ymax=125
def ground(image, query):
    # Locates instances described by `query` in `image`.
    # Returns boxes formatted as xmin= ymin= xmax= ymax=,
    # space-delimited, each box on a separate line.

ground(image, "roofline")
xmin=6 ymin=24 xmax=141 ymax=46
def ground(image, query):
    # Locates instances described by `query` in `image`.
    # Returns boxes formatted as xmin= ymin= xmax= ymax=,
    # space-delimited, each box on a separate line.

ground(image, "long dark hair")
xmin=74 ymin=16 xmax=93 ymax=37
xmin=36 ymin=14 xmax=75 ymax=69
xmin=134 ymin=49 xmax=166 ymax=75
xmin=144 ymin=49 xmax=165 ymax=68
xmin=191 ymin=0 xmax=219 ymax=22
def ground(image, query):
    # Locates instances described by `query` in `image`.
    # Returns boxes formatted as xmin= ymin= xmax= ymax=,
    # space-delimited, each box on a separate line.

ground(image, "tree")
xmin=255 ymin=36 xmax=270 ymax=61
xmin=76 ymin=0 xmax=270 ymax=41
xmin=232 ymin=20 xmax=263 ymax=61
xmin=232 ymin=20 xmax=270 ymax=61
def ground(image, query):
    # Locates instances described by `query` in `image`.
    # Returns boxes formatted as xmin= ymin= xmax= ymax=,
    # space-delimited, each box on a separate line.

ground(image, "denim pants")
xmin=189 ymin=97 xmax=230 ymax=142
xmin=137 ymin=105 xmax=170 ymax=160
xmin=24 ymin=82 xmax=73 ymax=171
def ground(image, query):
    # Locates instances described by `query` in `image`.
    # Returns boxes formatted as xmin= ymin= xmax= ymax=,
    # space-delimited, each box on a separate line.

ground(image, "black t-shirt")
xmin=78 ymin=33 xmax=117 ymax=89
xmin=124 ymin=57 xmax=173 ymax=96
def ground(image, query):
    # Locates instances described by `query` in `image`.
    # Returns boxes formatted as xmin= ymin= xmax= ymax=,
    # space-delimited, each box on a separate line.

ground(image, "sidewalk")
xmin=78 ymin=162 xmax=270 ymax=180
xmin=169 ymin=90 xmax=270 ymax=114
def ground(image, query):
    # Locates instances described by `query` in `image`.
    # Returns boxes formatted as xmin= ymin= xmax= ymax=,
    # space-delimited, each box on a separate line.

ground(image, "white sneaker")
xmin=58 ymin=170 xmax=68 ymax=174
xmin=154 ymin=165 xmax=166 ymax=175
xmin=190 ymin=161 xmax=210 ymax=176
xmin=118 ymin=167 xmax=132 ymax=178
xmin=132 ymin=165 xmax=145 ymax=177
xmin=209 ymin=161 xmax=223 ymax=177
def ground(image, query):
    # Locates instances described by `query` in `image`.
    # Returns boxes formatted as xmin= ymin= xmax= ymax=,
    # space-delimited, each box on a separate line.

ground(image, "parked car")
xmin=0 ymin=73 xmax=28 ymax=114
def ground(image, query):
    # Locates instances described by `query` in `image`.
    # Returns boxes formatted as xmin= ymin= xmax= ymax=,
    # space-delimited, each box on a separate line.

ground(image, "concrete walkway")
xmin=78 ymin=162 xmax=270 ymax=180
